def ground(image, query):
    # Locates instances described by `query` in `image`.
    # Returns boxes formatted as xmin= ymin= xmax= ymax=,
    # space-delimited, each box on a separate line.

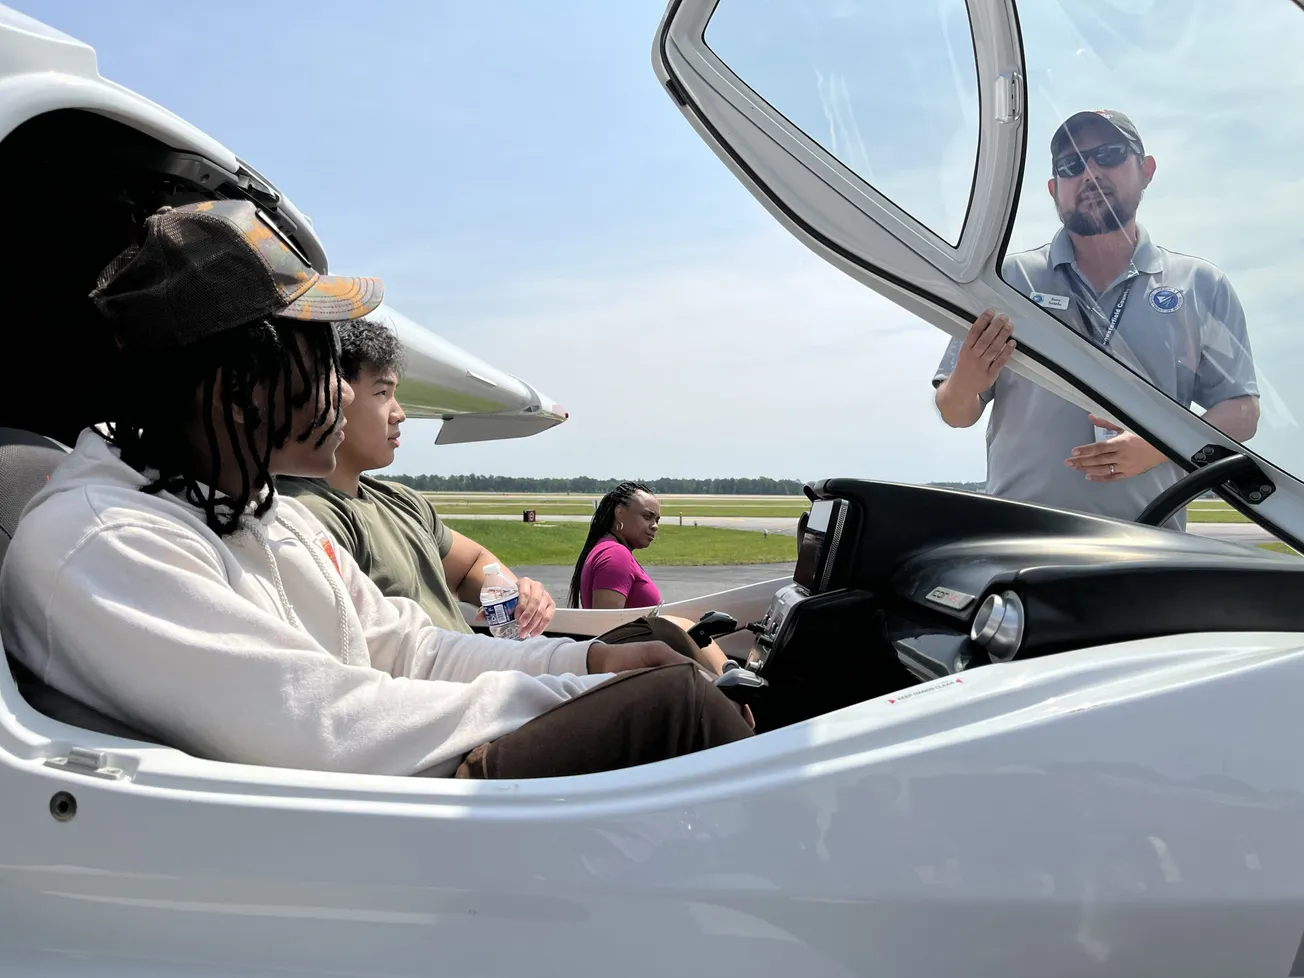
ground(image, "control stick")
xmin=687 ymin=610 xmax=738 ymax=648
xmin=713 ymin=661 xmax=768 ymax=704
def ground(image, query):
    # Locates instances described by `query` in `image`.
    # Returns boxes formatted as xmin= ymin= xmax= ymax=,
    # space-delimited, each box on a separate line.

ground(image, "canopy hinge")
xmin=994 ymin=71 xmax=1022 ymax=123
xmin=45 ymin=747 xmax=129 ymax=781
xmin=1191 ymin=444 xmax=1275 ymax=505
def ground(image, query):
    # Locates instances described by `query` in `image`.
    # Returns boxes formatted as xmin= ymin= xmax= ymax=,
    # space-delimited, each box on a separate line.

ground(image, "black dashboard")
xmin=742 ymin=478 xmax=1304 ymax=733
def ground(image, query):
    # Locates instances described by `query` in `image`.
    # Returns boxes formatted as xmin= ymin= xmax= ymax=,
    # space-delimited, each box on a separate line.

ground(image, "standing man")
xmin=932 ymin=109 xmax=1259 ymax=528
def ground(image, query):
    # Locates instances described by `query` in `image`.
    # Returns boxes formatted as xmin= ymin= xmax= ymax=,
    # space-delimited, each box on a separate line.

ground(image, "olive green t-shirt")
xmin=278 ymin=475 xmax=472 ymax=634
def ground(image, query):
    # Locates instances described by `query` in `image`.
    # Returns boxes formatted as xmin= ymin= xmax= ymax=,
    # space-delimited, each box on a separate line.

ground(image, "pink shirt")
xmin=580 ymin=538 xmax=662 ymax=609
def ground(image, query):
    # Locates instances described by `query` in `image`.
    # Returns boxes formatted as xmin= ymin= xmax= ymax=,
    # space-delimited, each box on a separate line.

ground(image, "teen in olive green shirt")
xmin=279 ymin=318 xmax=558 ymax=637
xmin=282 ymin=474 xmax=474 ymax=634
xmin=280 ymin=317 xmax=742 ymax=708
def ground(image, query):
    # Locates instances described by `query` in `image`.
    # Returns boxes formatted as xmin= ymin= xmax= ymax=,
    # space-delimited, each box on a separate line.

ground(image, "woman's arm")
xmin=582 ymin=544 xmax=636 ymax=609
xmin=590 ymin=588 xmax=628 ymax=609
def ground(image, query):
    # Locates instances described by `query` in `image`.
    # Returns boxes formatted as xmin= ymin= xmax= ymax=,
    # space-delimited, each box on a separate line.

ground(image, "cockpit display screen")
xmin=793 ymin=499 xmax=835 ymax=592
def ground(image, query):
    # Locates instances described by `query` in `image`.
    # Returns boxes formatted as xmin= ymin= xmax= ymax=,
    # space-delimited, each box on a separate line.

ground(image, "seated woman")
xmin=572 ymin=481 xmax=663 ymax=611
xmin=569 ymin=483 xmax=733 ymax=677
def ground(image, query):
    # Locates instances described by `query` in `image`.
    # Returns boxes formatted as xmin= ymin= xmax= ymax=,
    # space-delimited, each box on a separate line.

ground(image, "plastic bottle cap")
xmin=482 ymin=563 xmax=500 ymax=576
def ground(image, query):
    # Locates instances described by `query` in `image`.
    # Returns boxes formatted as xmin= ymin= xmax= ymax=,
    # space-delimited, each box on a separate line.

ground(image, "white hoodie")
xmin=0 ymin=430 xmax=612 ymax=776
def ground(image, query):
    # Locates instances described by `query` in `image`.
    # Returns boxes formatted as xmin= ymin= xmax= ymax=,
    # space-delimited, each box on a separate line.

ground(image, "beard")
xmin=1060 ymin=182 xmax=1143 ymax=236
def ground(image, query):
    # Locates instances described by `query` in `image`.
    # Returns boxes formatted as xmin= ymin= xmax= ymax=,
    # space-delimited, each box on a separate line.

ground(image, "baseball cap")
xmin=90 ymin=199 xmax=384 ymax=352
xmin=1050 ymin=109 xmax=1145 ymax=159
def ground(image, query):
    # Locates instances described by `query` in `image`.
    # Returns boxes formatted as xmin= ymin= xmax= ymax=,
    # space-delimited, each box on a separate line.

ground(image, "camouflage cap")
xmin=1051 ymin=109 xmax=1145 ymax=160
xmin=90 ymin=199 xmax=384 ymax=352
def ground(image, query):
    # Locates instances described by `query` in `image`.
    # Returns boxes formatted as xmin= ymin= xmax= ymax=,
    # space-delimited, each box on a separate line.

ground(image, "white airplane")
xmin=2 ymin=2 xmax=1304 ymax=977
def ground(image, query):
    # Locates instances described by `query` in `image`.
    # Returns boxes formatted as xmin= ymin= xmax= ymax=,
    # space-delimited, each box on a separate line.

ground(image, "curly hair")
xmin=105 ymin=317 xmax=344 ymax=537
xmin=334 ymin=316 xmax=406 ymax=384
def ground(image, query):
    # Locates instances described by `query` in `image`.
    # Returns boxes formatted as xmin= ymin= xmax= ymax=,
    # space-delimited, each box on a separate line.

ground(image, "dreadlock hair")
xmin=334 ymin=316 xmax=406 ymax=385
xmin=105 ymin=316 xmax=344 ymax=537
xmin=567 ymin=481 xmax=652 ymax=608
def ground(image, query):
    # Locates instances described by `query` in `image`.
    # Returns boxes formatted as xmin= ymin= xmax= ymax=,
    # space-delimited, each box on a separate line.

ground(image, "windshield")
xmin=705 ymin=0 xmax=979 ymax=247
xmin=1003 ymin=0 xmax=1302 ymax=490
xmin=702 ymin=0 xmax=1302 ymax=549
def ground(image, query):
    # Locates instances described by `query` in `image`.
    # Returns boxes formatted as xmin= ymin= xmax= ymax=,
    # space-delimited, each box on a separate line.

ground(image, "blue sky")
xmin=15 ymin=1 xmax=1302 ymax=486
xmin=16 ymin=0 xmax=986 ymax=486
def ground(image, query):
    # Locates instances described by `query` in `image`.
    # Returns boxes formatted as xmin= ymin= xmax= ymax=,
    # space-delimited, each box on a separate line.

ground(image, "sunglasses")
xmin=1052 ymin=141 xmax=1133 ymax=179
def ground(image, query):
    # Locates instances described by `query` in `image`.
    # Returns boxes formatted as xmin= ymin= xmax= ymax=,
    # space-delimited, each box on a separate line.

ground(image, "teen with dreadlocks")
xmin=0 ymin=200 xmax=752 ymax=779
xmin=280 ymin=318 xmax=739 ymax=681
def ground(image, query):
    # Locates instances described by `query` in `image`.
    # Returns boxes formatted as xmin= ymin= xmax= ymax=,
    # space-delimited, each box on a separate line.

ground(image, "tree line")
xmin=380 ymin=474 xmax=986 ymax=495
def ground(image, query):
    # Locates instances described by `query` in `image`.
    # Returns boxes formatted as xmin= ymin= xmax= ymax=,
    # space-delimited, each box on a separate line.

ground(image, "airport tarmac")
xmin=464 ymin=512 xmax=1280 ymax=603
xmin=451 ymin=512 xmax=1275 ymax=545
xmin=515 ymin=563 xmax=796 ymax=605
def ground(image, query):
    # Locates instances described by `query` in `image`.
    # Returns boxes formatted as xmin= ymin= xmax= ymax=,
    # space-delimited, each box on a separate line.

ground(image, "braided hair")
xmin=105 ymin=316 xmax=343 ymax=537
xmin=567 ymin=480 xmax=652 ymax=608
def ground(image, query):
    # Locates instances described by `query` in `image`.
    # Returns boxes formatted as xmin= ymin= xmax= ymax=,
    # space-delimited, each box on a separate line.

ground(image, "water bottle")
xmin=479 ymin=564 xmax=520 ymax=640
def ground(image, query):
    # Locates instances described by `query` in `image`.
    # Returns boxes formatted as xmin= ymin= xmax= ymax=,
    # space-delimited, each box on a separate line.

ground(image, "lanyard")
xmin=1063 ymin=270 xmax=1134 ymax=348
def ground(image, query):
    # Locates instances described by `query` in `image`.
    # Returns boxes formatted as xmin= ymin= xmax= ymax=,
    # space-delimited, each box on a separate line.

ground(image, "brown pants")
xmin=455 ymin=616 xmax=754 ymax=779
xmin=589 ymin=614 xmax=719 ymax=672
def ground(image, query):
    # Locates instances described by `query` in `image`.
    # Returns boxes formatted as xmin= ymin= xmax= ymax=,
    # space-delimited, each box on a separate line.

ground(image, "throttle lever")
xmin=713 ymin=662 xmax=768 ymax=704
xmin=687 ymin=610 xmax=739 ymax=648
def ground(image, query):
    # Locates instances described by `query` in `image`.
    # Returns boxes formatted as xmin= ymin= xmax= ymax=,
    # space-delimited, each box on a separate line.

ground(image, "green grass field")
xmin=1185 ymin=500 xmax=1252 ymax=523
xmin=429 ymin=502 xmax=811 ymax=517
xmin=434 ymin=493 xmax=1294 ymax=563
xmin=426 ymin=495 xmax=811 ymax=519
xmin=443 ymin=520 xmax=796 ymax=567
xmin=428 ymin=492 xmax=1252 ymax=523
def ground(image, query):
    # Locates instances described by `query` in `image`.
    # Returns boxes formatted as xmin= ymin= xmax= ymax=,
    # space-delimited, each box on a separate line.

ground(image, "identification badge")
xmin=1094 ymin=425 xmax=1119 ymax=443
xmin=1030 ymin=292 xmax=1071 ymax=310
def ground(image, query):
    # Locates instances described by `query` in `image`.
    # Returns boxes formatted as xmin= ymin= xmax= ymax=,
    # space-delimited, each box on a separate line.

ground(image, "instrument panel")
xmin=743 ymin=479 xmax=1304 ymax=705
xmin=792 ymin=497 xmax=855 ymax=594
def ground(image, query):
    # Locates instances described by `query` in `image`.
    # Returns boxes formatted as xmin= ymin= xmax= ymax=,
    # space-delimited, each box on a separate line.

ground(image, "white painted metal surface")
xmin=4 ymin=628 xmax=1304 ymax=976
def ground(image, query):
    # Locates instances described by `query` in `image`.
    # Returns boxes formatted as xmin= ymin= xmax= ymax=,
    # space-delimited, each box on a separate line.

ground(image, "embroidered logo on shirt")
xmin=316 ymin=533 xmax=341 ymax=575
xmin=1149 ymin=287 xmax=1184 ymax=313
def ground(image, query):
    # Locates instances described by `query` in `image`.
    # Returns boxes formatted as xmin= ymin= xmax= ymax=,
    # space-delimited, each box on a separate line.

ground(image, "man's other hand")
xmin=935 ymin=310 xmax=1015 ymax=428
xmin=513 ymin=577 xmax=556 ymax=637
xmin=587 ymin=640 xmax=684 ymax=675
xmin=951 ymin=310 xmax=1016 ymax=397
xmin=1066 ymin=415 xmax=1167 ymax=482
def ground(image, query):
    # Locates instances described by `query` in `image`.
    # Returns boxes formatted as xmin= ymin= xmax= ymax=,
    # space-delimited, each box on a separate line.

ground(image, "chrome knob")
xmin=970 ymin=593 xmax=1004 ymax=644
xmin=969 ymin=590 xmax=1024 ymax=662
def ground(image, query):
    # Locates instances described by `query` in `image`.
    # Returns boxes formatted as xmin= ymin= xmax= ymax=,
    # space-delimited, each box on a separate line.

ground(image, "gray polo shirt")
xmin=933 ymin=225 xmax=1257 ymax=529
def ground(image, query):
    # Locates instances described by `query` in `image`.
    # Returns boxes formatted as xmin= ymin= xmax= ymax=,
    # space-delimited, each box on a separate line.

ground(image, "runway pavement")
xmin=514 ymin=563 xmax=797 ymax=605
xmin=449 ymin=512 xmax=1276 ymax=546
xmin=447 ymin=512 xmax=800 ymax=535
xmin=457 ymin=511 xmax=1282 ymax=604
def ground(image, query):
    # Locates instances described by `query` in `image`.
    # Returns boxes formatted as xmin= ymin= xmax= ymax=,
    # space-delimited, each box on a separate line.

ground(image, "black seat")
xmin=0 ymin=427 xmax=156 ymax=742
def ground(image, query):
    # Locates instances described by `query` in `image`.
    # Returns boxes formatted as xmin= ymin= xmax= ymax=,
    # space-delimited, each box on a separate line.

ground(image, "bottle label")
xmin=484 ymin=596 xmax=518 ymax=627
